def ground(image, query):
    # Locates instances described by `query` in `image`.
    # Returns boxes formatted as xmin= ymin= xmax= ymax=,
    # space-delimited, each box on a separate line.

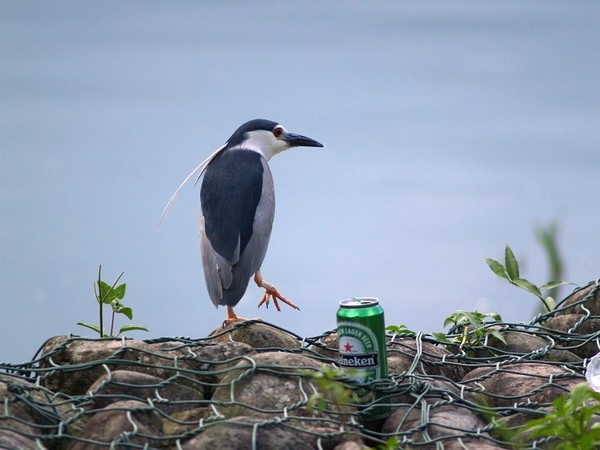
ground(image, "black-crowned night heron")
xmin=162 ymin=119 xmax=323 ymax=324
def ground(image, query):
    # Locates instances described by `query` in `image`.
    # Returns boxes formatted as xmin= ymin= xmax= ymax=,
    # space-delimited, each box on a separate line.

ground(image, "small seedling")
xmin=517 ymin=382 xmax=600 ymax=449
xmin=483 ymin=245 xmax=571 ymax=312
xmin=77 ymin=265 xmax=148 ymax=337
xmin=432 ymin=310 xmax=505 ymax=349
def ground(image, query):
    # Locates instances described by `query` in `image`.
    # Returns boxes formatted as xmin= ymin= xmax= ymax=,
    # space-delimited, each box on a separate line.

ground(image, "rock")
xmin=40 ymin=336 xmax=182 ymax=395
xmin=544 ymin=314 xmax=600 ymax=358
xmin=333 ymin=441 xmax=370 ymax=450
xmin=39 ymin=336 xmax=254 ymax=396
xmin=0 ymin=431 xmax=46 ymax=450
xmin=555 ymin=282 xmax=600 ymax=315
xmin=461 ymin=362 xmax=582 ymax=408
xmin=87 ymin=369 xmax=204 ymax=413
xmin=382 ymin=404 xmax=500 ymax=449
xmin=473 ymin=329 xmax=581 ymax=363
xmin=179 ymin=416 xmax=312 ymax=449
xmin=211 ymin=351 xmax=356 ymax=425
xmin=0 ymin=377 xmax=55 ymax=449
xmin=305 ymin=427 xmax=366 ymax=449
xmin=67 ymin=400 xmax=162 ymax=450
xmin=387 ymin=377 xmax=460 ymax=405
xmin=162 ymin=407 xmax=214 ymax=440
xmin=387 ymin=336 xmax=466 ymax=381
xmin=309 ymin=332 xmax=339 ymax=359
xmin=208 ymin=321 xmax=301 ymax=349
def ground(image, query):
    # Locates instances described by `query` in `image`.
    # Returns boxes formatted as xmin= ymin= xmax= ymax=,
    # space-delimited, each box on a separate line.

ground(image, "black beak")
xmin=283 ymin=132 xmax=324 ymax=148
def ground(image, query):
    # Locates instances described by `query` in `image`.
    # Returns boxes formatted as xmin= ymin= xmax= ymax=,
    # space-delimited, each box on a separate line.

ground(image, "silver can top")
xmin=339 ymin=297 xmax=380 ymax=308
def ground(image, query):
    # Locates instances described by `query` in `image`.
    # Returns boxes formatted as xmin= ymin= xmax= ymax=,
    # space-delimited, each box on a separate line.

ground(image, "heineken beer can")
xmin=337 ymin=297 xmax=389 ymax=421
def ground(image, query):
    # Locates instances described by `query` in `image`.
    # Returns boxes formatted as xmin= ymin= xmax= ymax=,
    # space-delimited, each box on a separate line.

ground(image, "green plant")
xmin=517 ymin=382 xmax=600 ymax=449
xmin=483 ymin=245 xmax=570 ymax=312
xmin=303 ymin=365 xmax=360 ymax=415
xmin=386 ymin=324 xmax=415 ymax=336
xmin=373 ymin=436 xmax=400 ymax=450
xmin=77 ymin=265 xmax=148 ymax=337
xmin=432 ymin=310 xmax=505 ymax=349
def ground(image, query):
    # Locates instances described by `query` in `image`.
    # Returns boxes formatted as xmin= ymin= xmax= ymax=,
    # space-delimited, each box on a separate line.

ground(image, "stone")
xmin=382 ymin=404 xmax=500 ymax=449
xmin=555 ymin=282 xmax=600 ymax=315
xmin=0 ymin=377 xmax=59 ymax=449
xmin=309 ymin=332 xmax=339 ymax=359
xmin=473 ymin=329 xmax=581 ymax=363
xmin=67 ymin=400 xmax=162 ymax=450
xmin=39 ymin=336 xmax=254 ymax=396
xmin=333 ymin=441 xmax=370 ymax=450
xmin=162 ymin=407 xmax=214 ymax=440
xmin=461 ymin=362 xmax=582 ymax=408
xmin=387 ymin=336 xmax=466 ymax=381
xmin=87 ymin=369 xmax=204 ymax=413
xmin=40 ymin=336 xmax=184 ymax=395
xmin=208 ymin=321 xmax=301 ymax=350
xmin=211 ymin=351 xmax=356 ymax=425
xmin=0 ymin=431 xmax=45 ymax=450
xmin=544 ymin=314 xmax=600 ymax=358
xmin=179 ymin=416 xmax=311 ymax=450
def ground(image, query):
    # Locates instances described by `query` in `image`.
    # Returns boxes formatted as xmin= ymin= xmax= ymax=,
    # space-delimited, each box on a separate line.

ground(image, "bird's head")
xmin=226 ymin=119 xmax=323 ymax=160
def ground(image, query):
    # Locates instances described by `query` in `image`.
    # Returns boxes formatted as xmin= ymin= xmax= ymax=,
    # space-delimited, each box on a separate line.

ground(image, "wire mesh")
xmin=1 ymin=281 xmax=599 ymax=449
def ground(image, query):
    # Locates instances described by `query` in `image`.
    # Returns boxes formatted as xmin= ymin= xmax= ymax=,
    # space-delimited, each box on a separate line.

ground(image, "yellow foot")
xmin=254 ymin=272 xmax=300 ymax=312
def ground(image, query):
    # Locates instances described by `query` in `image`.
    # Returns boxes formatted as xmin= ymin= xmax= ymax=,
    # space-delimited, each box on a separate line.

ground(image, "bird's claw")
xmin=257 ymin=288 xmax=300 ymax=311
xmin=254 ymin=272 xmax=300 ymax=312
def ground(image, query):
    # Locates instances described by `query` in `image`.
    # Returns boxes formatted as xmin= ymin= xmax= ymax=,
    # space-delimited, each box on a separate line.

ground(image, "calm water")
xmin=2 ymin=1 xmax=600 ymax=363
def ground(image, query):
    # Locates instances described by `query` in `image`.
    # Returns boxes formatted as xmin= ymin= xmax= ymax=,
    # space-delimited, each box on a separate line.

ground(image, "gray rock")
xmin=387 ymin=336 xmax=466 ymax=381
xmin=382 ymin=404 xmax=501 ymax=449
xmin=309 ymin=332 xmax=339 ymax=359
xmin=474 ymin=329 xmax=581 ymax=363
xmin=39 ymin=336 xmax=253 ymax=396
xmin=87 ymin=369 xmax=204 ymax=413
xmin=211 ymin=351 xmax=357 ymax=426
xmin=180 ymin=416 xmax=311 ymax=450
xmin=333 ymin=441 xmax=370 ymax=450
xmin=67 ymin=400 xmax=162 ymax=450
xmin=544 ymin=314 xmax=600 ymax=358
xmin=461 ymin=362 xmax=582 ymax=408
xmin=0 ymin=378 xmax=54 ymax=449
xmin=208 ymin=321 xmax=301 ymax=350
xmin=555 ymin=282 xmax=600 ymax=316
xmin=0 ymin=430 xmax=46 ymax=450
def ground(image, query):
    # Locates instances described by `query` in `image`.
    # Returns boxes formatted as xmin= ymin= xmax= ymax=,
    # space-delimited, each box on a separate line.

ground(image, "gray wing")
xmin=200 ymin=150 xmax=275 ymax=307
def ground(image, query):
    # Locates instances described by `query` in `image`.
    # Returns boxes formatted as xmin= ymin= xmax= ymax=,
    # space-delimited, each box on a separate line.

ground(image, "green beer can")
xmin=337 ymin=297 xmax=389 ymax=421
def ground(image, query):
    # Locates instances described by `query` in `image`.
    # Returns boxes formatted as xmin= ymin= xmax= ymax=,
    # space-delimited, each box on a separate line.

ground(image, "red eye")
xmin=273 ymin=126 xmax=283 ymax=138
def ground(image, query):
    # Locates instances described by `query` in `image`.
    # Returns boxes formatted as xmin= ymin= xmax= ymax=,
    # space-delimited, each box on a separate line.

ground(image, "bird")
xmin=162 ymin=119 xmax=323 ymax=325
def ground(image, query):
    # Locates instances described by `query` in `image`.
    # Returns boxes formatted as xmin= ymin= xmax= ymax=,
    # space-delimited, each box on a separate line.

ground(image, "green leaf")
xmin=117 ymin=324 xmax=149 ymax=334
xmin=488 ymin=329 xmax=507 ymax=346
xmin=504 ymin=245 xmax=520 ymax=280
xmin=113 ymin=283 xmax=126 ymax=300
xmin=485 ymin=312 xmax=503 ymax=322
xmin=98 ymin=280 xmax=118 ymax=303
xmin=116 ymin=306 xmax=133 ymax=320
xmin=431 ymin=332 xmax=449 ymax=343
xmin=76 ymin=322 xmax=102 ymax=335
xmin=544 ymin=296 xmax=557 ymax=311
xmin=482 ymin=257 xmax=508 ymax=279
xmin=539 ymin=280 xmax=572 ymax=291
xmin=512 ymin=277 xmax=543 ymax=299
xmin=386 ymin=324 xmax=414 ymax=335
